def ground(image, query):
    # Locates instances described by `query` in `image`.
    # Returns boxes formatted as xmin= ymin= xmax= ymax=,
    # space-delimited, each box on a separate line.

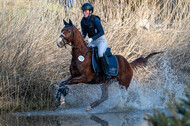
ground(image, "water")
xmin=1 ymin=108 xmax=170 ymax=126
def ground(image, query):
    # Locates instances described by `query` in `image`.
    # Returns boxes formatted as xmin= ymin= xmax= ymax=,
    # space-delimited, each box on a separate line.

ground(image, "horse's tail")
xmin=130 ymin=52 xmax=163 ymax=69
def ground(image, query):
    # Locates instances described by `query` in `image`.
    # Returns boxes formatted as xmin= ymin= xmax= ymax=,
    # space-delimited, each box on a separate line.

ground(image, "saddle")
xmin=92 ymin=47 xmax=119 ymax=77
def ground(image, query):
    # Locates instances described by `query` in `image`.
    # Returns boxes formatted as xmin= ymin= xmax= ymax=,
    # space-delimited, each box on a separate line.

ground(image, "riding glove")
xmin=87 ymin=38 xmax=93 ymax=43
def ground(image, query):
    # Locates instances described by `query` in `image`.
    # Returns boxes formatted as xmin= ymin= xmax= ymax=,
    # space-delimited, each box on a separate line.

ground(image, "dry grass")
xmin=0 ymin=0 xmax=189 ymax=112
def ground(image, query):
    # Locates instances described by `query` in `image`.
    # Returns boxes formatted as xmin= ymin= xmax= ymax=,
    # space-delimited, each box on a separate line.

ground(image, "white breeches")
xmin=87 ymin=35 xmax=108 ymax=57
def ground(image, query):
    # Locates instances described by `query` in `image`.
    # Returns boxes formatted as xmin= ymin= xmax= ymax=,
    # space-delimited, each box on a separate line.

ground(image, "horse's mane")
xmin=74 ymin=26 xmax=87 ymax=46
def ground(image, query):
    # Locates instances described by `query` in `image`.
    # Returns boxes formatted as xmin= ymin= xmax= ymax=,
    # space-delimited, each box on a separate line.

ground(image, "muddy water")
xmin=1 ymin=108 xmax=170 ymax=126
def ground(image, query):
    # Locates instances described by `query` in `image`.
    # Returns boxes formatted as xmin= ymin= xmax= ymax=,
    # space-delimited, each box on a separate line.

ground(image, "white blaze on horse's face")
xmin=57 ymin=37 xmax=62 ymax=46
xmin=57 ymin=33 xmax=65 ymax=48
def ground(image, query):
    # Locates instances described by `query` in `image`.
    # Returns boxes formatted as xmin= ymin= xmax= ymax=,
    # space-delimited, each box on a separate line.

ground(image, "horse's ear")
xmin=63 ymin=19 xmax=69 ymax=25
xmin=69 ymin=19 xmax=73 ymax=26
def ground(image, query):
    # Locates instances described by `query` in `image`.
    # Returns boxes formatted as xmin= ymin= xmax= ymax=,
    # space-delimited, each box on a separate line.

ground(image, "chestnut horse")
xmin=56 ymin=19 xmax=161 ymax=111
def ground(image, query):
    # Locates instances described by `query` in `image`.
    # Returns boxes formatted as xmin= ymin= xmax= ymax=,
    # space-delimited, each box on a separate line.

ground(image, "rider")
xmin=80 ymin=3 xmax=110 ymax=80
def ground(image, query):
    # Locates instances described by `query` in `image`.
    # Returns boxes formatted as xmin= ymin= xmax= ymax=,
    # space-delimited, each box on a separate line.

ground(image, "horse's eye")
xmin=68 ymin=31 xmax=71 ymax=33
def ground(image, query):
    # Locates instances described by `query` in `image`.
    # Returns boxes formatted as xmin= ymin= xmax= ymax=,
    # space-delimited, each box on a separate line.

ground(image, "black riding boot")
xmin=99 ymin=57 xmax=111 ymax=80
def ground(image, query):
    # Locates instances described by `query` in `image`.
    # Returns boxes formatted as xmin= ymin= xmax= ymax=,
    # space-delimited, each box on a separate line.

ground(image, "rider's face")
xmin=83 ymin=10 xmax=91 ymax=18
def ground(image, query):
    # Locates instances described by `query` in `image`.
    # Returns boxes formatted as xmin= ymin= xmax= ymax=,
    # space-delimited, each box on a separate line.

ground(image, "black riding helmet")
xmin=81 ymin=3 xmax=94 ymax=13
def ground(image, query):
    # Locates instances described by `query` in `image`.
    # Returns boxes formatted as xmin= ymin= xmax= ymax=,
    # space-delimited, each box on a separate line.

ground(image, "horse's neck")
xmin=72 ymin=28 xmax=87 ymax=57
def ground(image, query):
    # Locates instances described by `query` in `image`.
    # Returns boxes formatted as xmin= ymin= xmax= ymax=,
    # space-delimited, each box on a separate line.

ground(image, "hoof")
xmin=86 ymin=106 xmax=92 ymax=111
xmin=60 ymin=99 xmax=65 ymax=105
xmin=60 ymin=95 xmax=65 ymax=105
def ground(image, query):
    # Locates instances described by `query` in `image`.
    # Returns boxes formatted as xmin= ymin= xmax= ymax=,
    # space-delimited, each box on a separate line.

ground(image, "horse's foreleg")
xmin=67 ymin=74 xmax=88 ymax=85
xmin=56 ymin=77 xmax=72 ymax=107
xmin=56 ymin=75 xmax=86 ymax=107
xmin=86 ymin=83 xmax=109 ymax=111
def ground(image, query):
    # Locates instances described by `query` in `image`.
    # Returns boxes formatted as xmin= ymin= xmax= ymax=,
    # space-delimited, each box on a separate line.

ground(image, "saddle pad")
xmin=92 ymin=49 xmax=119 ymax=76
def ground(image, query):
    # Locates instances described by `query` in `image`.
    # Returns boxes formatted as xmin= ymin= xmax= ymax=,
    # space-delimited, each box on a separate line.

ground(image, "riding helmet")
xmin=81 ymin=3 xmax=94 ymax=13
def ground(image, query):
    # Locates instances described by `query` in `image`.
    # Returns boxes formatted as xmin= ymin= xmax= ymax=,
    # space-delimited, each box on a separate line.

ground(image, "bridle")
xmin=59 ymin=25 xmax=75 ymax=48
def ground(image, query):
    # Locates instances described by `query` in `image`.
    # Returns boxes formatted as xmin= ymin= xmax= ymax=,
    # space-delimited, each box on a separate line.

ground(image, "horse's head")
xmin=57 ymin=19 xmax=75 ymax=48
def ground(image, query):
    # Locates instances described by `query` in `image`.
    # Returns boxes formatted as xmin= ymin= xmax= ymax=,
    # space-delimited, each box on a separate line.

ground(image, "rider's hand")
xmin=87 ymin=38 xmax=93 ymax=44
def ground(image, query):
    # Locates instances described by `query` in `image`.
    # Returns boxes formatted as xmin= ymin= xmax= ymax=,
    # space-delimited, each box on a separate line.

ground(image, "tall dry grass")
xmin=0 ymin=0 xmax=189 ymax=112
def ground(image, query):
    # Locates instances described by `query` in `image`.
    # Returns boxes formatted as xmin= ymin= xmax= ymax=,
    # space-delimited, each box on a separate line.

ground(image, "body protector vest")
xmin=81 ymin=14 xmax=100 ymax=38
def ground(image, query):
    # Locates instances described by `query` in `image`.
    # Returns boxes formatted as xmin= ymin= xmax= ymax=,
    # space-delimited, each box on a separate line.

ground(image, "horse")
xmin=56 ymin=19 xmax=162 ymax=111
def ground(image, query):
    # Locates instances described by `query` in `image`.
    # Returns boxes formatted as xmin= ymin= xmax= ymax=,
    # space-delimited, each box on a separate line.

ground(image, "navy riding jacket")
xmin=80 ymin=15 xmax=104 ymax=41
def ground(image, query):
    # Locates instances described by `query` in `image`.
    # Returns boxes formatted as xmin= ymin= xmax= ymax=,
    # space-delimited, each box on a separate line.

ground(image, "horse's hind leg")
xmin=117 ymin=69 xmax=133 ymax=90
xmin=116 ymin=55 xmax=133 ymax=90
xmin=86 ymin=83 xmax=109 ymax=111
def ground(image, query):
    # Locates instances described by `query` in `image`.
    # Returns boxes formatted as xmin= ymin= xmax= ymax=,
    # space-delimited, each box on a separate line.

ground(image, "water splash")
xmin=58 ymin=57 xmax=185 ymax=111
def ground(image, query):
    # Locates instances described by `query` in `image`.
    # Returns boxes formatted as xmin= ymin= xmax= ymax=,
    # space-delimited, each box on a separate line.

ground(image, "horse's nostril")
xmin=58 ymin=42 xmax=63 ymax=47
xmin=57 ymin=37 xmax=63 ymax=47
